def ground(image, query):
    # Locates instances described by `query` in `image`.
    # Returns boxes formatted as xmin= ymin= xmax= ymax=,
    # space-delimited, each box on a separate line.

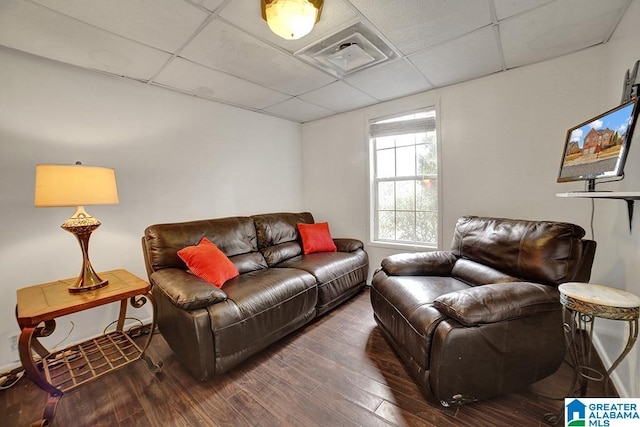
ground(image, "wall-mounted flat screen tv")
xmin=557 ymin=98 xmax=640 ymax=191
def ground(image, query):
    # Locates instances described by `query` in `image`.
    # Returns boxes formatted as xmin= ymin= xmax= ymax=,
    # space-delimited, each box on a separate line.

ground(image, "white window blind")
xmin=369 ymin=108 xmax=439 ymax=247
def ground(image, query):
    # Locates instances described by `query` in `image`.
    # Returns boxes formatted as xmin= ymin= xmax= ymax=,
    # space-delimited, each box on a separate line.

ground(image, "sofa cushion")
xmin=381 ymin=251 xmax=457 ymax=276
xmin=178 ymin=238 xmax=239 ymax=287
xmin=450 ymin=216 xmax=585 ymax=285
xmin=278 ymin=250 xmax=368 ymax=314
xmin=206 ymin=268 xmax=318 ymax=372
xmin=298 ymin=222 xmax=337 ymax=254
xmin=451 ymin=259 xmax=520 ymax=286
xmin=370 ymin=271 xmax=469 ymax=370
xmin=228 ymin=252 xmax=269 ymax=274
xmin=144 ymin=216 xmax=266 ymax=273
xmin=433 ymin=282 xmax=561 ymax=327
xmin=252 ymin=212 xmax=314 ymax=266
xmin=333 ymin=238 xmax=364 ymax=252
xmin=151 ymin=268 xmax=228 ymax=310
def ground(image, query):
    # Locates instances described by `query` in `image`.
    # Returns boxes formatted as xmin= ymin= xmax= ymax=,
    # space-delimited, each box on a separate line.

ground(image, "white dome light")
xmin=261 ymin=0 xmax=324 ymax=40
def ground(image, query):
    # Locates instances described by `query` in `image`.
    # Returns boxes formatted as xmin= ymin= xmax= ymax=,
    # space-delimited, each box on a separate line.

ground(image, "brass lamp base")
xmin=61 ymin=207 xmax=109 ymax=293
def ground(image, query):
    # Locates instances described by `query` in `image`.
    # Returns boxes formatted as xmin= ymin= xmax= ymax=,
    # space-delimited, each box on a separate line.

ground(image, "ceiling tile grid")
xmin=0 ymin=0 xmax=173 ymax=81
xmin=262 ymin=96 xmax=336 ymax=122
xmin=344 ymin=58 xmax=433 ymax=101
xmin=492 ymin=0 xmax=554 ymax=21
xmin=30 ymin=0 xmax=211 ymax=52
xmin=499 ymin=0 xmax=632 ymax=69
xmin=180 ymin=19 xmax=336 ymax=96
xmin=153 ymin=57 xmax=292 ymax=110
xmin=409 ymin=26 xmax=504 ymax=88
xmin=298 ymin=80 xmax=378 ymax=112
xmin=346 ymin=0 xmax=494 ymax=55
xmin=0 ymin=0 xmax=635 ymax=122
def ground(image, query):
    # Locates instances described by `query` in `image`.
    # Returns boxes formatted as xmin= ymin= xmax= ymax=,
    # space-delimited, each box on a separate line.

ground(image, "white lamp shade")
xmin=34 ymin=164 xmax=119 ymax=207
xmin=264 ymin=0 xmax=321 ymax=40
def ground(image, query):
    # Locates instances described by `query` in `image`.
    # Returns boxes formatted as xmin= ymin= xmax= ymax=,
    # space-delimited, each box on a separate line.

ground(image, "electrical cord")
xmin=102 ymin=317 xmax=148 ymax=337
xmin=50 ymin=320 xmax=75 ymax=351
xmin=1 ymin=318 xmax=151 ymax=392
xmin=0 ymin=371 xmax=24 ymax=390
xmin=0 ymin=317 xmax=152 ymax=392
xmin=590 ymin=197 xmax=595 ymax=241
xmin=585 ymin=173 xmax=625 ymax=241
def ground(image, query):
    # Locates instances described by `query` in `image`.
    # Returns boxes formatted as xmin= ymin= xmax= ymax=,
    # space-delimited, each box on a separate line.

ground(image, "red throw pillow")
xmin=298 ymin=222 xmax=337 ymax=254
xmin=177 ymin=237 xmax=239 ymax=288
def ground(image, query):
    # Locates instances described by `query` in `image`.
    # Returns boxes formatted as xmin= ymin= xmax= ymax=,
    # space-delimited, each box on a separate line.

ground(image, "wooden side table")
xmin=16 ymin=269 xmax=163 ymax=426
xmin=558 ymin=282 xmax=640 ymax=394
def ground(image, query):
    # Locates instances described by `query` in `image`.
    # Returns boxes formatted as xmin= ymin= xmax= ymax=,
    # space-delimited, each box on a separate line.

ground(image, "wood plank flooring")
xmin=1 ymin=287 xmax=615 ymax=427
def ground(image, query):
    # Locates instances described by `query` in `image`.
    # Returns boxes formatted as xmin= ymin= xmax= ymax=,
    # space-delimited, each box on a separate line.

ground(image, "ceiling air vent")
xmin=296 ymin=22 xmax=398 ymax=77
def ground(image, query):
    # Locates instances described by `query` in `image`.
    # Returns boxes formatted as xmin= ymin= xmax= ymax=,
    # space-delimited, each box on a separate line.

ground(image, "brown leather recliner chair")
xmin=370 ymin=216 xmax=596 ymax=405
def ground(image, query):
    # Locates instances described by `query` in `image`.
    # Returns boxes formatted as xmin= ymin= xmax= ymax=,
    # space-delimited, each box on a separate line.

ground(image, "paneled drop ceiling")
xmin=0 ymin=0 xmax=634 ymax=123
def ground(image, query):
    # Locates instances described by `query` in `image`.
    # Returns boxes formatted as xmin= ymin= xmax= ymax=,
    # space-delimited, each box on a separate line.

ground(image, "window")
xmin=369 ymin=108 xmax=439 ymax=247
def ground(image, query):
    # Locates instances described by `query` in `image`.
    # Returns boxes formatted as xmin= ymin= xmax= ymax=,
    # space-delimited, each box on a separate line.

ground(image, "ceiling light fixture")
xmin=261 ymin=0 xmax=323 ymax=40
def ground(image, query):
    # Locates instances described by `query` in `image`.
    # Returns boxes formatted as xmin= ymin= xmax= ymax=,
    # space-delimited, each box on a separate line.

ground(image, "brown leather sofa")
xmin=142 ymin=212 xmax=368 ymax=380
xmin=370 ymin=216 xmax=596 ymax=405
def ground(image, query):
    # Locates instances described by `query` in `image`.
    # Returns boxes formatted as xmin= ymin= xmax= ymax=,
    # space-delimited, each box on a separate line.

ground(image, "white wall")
xmin=587 ymin=0 xmax=640 ymax=398
xmin=0 ymin=46 xmax=303 ymax=369
xmin=302 ymin=1 xmax=640 ymax=397
xmin=302 ymin=48 xmax=603 ymax=279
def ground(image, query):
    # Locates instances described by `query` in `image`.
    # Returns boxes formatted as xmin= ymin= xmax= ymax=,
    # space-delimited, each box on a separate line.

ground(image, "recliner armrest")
xmin=432 ymin=282 xmax=560 ymax=327
xmin=333 ymin=238 xmax=364 ymax=252
xmin=150 ymin=268 xmax=228 ymax=310
xmin=381 ymin=251 xmax=457 ymax=276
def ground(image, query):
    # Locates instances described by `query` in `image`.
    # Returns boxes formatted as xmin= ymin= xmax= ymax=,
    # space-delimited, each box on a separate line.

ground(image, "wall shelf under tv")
xmin=556 ymin=191 xmax=640 ymax=232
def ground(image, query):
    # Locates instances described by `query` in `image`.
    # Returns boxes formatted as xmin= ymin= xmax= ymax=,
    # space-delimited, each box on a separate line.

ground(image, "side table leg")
xmin=131 ymin=291 xmax=163 ymax=374
xmin=116 ymin=298 xmax=127 ymax=332
xmin=19 ymin=327 xmax=63 ymax=426
xmin=603 ymin=318 xmax=639 ymax=395
xmin=544 ymin=308 xmax=593 ymax=426
xmin=577 ymin=312 xmax=597 ymax=396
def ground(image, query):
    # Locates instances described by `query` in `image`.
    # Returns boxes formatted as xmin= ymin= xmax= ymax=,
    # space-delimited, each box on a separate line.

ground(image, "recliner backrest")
xmin=252 ymin=212 xmax=314 ymax=266
xmin=450 ymin=216 xmax=590 ymax=286
xmin=143 ymin=216 xmax=267 ymax=275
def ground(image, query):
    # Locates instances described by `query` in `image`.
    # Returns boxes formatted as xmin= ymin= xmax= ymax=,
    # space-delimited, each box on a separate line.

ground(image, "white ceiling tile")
xmin=218 ymin=0 xmax=359 ymax=53
xmin=189 ymin=0 xmax=226 ymax=13
xmin=180 ymin=19 xmax=336 ymax=95
xmin=344 ymin=59 xmax=432 ymax=101
xmin=0 ymin=0 xmax=171 ymax=80
xmin=610 ymin=0 xmax=640 ymax=41
xmin=347 ymin=0 xmax=492 ymax=54
xmin=493 ymin=0 xmax=554 ymax=21
xmin=1 ymin=0 xmax=635 ymax=123
xmin=501 ymin=0 xmax=632 ymax=68
xmin=409 ymin=26 xmax=503 ymax=87
xmin=153 ymin=58 xmax=291 ymax=110
xmin=31 ymin=0 xmax=210 ymax=52
xmin=299 ymin=81 xmax=377 ymax=112
xmin=262 ymin=97 xmax=335 ymax=123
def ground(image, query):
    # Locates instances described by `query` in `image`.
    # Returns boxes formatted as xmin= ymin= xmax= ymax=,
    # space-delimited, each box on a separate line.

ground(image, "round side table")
xmin=558 ymin=282 xmax=640 ymax=395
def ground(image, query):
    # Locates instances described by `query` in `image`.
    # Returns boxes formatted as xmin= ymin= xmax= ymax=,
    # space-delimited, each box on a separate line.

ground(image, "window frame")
xmin=367 ymin=105 xmax=442 ymax=250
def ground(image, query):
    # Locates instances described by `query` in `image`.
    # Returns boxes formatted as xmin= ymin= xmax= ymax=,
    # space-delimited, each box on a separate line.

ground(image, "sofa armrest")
xmin=333 ymin=238 xmax=363 ymax=252
xmin=381 ymin=251 xmax=457 ymax=276
xmin=432 ymin=282 xmax=560 ymax=327
xmin=150 ymin=268 xmax=227 ymax=310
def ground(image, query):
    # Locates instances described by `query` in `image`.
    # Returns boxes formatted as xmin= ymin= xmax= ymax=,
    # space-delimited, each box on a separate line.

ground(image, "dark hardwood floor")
xmin=1 ymin=287 xmax=615 ymax=426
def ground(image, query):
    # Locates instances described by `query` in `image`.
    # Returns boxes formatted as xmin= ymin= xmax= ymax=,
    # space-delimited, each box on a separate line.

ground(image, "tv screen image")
xmin=558 ymin=99 xmax=640 ymax=189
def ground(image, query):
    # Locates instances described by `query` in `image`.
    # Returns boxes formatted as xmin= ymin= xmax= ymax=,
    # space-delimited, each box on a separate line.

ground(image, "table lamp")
xmin=34 ymin=163 xmax=119 ymax=293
